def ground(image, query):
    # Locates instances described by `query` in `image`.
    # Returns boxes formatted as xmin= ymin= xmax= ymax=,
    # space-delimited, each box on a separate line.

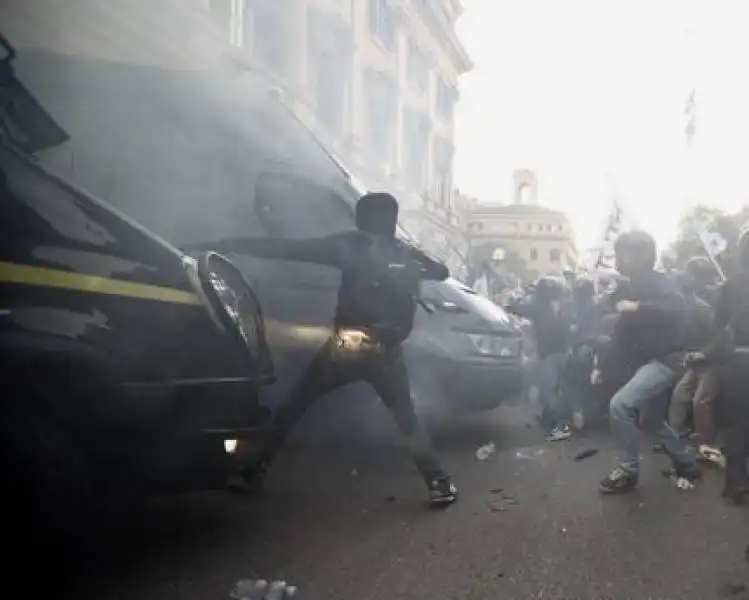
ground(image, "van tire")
xmin=0 ymin=402 xmax=100 ymax=557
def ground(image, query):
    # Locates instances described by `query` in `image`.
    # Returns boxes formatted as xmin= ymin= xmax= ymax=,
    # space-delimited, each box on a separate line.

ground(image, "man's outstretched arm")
xmin=184 ymin=233 xmax=349 ymax=268
xmin=407 ymin=245 xmax=450 ymax=281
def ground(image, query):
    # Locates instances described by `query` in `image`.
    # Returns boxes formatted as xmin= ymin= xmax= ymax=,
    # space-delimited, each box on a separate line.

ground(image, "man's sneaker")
xmin=721 ymin=486 xmax=749 ymax=506
xmin=661 ymin=464 xmax=702 ymax=481
xmin=226 ymin=462 xmax=268 ymax=495
xmin=599 ymin=467 xmax=638 ymax=494
xmin=698 ymin=445 xmax=726 ymax=468
xmin=428 ymin=477 xmax=458 ymax=508
xmin=546 ymin=424 xmax=571 ymax=442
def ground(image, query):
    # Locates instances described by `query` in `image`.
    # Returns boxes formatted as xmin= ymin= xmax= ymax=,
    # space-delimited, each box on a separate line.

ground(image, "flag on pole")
xmin=684 ymin=87 xmax=696 ymax=146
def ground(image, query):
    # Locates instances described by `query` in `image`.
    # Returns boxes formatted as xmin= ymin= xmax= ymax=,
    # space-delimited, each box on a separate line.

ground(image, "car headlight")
xmin=467 ymin=334 xmax=522 ymax=358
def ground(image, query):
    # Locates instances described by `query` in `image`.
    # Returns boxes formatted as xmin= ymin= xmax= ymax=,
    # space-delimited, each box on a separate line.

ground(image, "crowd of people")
xmin=506 ymin=228 xmax=749 ymax=502
xmin=206 ymin=189 xmax=748 ymax=510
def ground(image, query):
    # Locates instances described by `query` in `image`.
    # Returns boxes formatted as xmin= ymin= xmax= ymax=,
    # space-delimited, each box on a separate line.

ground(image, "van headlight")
xmin=467 ymin=334 xmax=522 ymax=358
xmin=182 ymin=252 xmax=274 ymax=382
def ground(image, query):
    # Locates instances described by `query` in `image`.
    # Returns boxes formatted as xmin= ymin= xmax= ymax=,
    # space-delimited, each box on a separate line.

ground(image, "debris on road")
xmin=502 ymin=493 xmax=518 ymax=505
xmin=674 ymin=477 xmax=695 ymax=491
xmin=515 ymin=447 xmax=545 ymax=460
xmin=231 ymin=579 xmax=299 ymax=599
xmin=489 ymin=503 xmax=507 ymax=513
xmin=573 ymin=448 xmax=599 ymax=461
xmin=385 ymin=495 xmax=396 ymax=503
xmin=475 ymin=442 xmax=496 ymax=461
xmin=349 ymin=468 xmax=358 ymax=477
xmin=490 ymin=487 xmax=504 ymax=495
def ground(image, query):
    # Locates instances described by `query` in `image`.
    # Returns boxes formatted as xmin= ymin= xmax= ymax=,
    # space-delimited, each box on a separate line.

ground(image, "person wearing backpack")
xmin=200 ymin=192 xmax=457 ymax=507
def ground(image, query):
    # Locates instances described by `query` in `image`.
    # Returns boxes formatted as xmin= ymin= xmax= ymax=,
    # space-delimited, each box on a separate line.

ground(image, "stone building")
xmin=465 ymin=170 xmax=577 ymax=283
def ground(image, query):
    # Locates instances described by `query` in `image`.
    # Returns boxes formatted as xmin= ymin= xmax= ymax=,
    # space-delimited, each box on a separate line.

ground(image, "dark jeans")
xmin=251 ymin=338 xmax=447 ymax=487
xmin=719 ymin=352 xmax=749 ymax=494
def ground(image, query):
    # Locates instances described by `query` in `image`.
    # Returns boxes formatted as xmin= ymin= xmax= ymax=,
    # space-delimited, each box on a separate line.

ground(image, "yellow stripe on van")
xmin=0 ymin=261 xmax=203 ymax=306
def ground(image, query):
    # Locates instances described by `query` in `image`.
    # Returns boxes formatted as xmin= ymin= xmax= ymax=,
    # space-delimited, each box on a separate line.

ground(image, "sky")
xmin=453 ymin=0 xmax=749 ymax=254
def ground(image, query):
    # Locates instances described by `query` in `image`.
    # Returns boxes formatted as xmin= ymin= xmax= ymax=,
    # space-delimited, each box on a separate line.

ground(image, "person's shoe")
xmin=546 ymin=424 xmax=571 ymax=442
xmin=226 ymin=461 xmax=268 ymax=495
xmin=652 ymin=443 xmax=666 ymax=454
xmin=698 ymin=445 xmax=726 ymax=468
xmin=428 ymin=477 xmax=458 ymax=508
xmin=599 ymin=467 xmax=638 ymax=494
xmin=721 ymin=486 xmax=749 ymax=506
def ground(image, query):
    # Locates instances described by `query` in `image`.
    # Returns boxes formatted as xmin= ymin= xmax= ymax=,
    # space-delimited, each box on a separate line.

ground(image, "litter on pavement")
xmin=475 ymin=442 xmax=496 ymax=461
xmin=573 ymin=449 xmax=599 ymax=461
xmin=231 ymin=579 xmax=299 ymax=599
xmin=515 ymin=447 xmax=545 ymax=460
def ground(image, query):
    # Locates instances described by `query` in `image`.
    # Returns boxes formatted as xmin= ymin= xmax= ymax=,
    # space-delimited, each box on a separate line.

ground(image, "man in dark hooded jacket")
xmin=598 ymin=230 xmax=699 ymax=494
xmin=197 ymin=192 xmax=457 ymax=507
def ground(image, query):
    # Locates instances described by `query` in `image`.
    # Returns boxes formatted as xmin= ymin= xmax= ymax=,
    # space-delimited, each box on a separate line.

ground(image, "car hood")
xmin=422 ymin=278 xmax=521 ymax=335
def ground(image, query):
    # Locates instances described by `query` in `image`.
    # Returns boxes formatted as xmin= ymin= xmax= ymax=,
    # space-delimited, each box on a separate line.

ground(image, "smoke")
xmin=1 ymin=0 xmax=437 ymax=441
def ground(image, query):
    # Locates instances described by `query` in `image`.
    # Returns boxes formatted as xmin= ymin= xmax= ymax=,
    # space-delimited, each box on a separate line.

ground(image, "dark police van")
xmin=0 ymin=36 xmax=274 ymax=538
xmin=8 ymin=43 xmax=526 ymax=433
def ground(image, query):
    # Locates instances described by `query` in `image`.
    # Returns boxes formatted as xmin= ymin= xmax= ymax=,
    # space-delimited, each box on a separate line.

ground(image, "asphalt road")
xmin=64 ymin=406 xmax=748 ymax=600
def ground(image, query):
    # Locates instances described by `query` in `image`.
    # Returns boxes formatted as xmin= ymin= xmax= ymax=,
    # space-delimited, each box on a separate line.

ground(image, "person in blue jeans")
xmin=509 ymin=277 xmax=573 ymax=441
xmin=596 ymin=230 xmax=700 ymax=494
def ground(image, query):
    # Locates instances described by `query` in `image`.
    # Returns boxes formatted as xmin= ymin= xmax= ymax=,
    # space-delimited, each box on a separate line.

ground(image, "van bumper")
xmin=410 ymin=354 xmax=527 ymax=415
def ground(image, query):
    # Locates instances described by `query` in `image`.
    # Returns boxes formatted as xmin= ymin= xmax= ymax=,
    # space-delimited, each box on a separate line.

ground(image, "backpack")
xmin=347 ymin=235 xmax=421 ymax=346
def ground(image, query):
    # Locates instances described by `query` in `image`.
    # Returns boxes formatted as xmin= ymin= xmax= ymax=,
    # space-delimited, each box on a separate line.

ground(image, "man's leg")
xmin=237 ymin=340 xmax=350 ymax=485
xmin=719 ymin=357 xmax=749 ymax=503
xmin=538 ymin=352 xmax=571 ymax=440
xmin=692 ymin=365 xmax=720 ymax=448
xmin=722 ymin=421 xmax=749 ymax=503
xmin=601 ymin=360 xmax=679 ymax=493
xmin=366 ymin=347 xmax=457 ymax=507
xmin=668 ymin=369 xmax=696 ymax=436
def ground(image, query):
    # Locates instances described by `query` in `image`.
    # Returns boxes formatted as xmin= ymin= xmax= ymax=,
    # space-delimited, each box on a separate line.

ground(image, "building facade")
xmin=213 ymin=0 xmax=473 ymax=277
xmin=464 ymin=171 xmax=577 ymax=283
xmin=2 ymin=0 xmax=472 ymax=277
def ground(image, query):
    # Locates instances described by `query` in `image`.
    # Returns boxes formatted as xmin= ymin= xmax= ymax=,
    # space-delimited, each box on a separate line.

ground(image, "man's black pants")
xmin=718 ymin=351 xmax=749 ymax=496
xmin=253 ymin=338 xmax=447 ymax=486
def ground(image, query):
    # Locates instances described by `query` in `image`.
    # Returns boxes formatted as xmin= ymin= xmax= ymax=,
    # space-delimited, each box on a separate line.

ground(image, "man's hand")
xmin=616 ymin=300 xmax=639 ymax=313
xmin=590 ymin=369 xmax=603 ymax=385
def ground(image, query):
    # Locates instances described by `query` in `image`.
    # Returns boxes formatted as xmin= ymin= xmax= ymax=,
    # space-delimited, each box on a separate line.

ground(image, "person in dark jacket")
xmin=685 ymin=255 xmax=721 ymax=306
xmin=196 ymin=192 xmax=457 ymax=507
xmin=509 ymin=276 xmax=573 ymax=441
xmin=598 ymin=230 xmax=699 ymax=494
xmin=709 ymin=227 xmax=749 ymax=504
xmin=562 ymin=276 xmax=601 ymax=429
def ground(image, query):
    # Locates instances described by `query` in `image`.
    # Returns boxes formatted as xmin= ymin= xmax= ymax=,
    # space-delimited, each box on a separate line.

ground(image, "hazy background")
xmin=454 ymin=0 xmax=749 ymax=252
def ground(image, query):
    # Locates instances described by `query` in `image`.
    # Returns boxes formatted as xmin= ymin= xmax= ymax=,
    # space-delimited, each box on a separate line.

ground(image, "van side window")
xmin=254 ymin=173 xmax=353 ymax=238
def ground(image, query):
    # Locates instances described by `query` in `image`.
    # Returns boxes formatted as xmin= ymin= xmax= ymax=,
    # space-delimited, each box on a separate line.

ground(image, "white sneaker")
xmin=699 ymin=445 xmax=726 ymax=468
xmin=546 ymin=425 xmax=571 ymax=442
